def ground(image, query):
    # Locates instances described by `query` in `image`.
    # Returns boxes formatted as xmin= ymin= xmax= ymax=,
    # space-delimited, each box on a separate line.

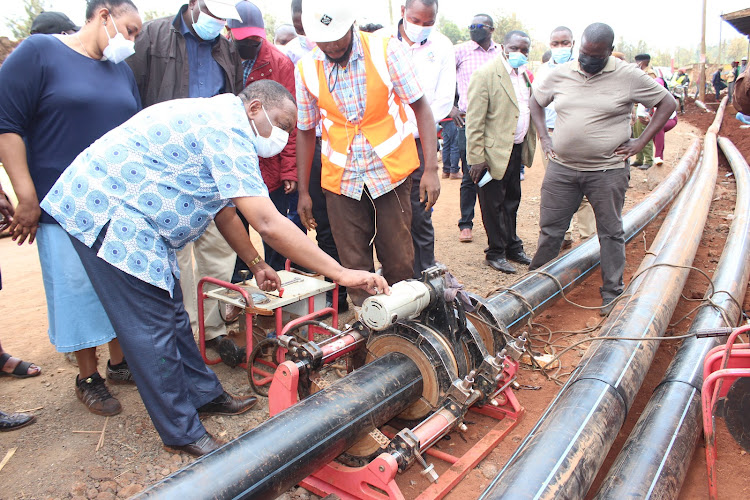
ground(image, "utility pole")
xmin=388 ymin=0 xmax=394 ymax=25
xmin=699 ymin=0 xmax=707 ymax=102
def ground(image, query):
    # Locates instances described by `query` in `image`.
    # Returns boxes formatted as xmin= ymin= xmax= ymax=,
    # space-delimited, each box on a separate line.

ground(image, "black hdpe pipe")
xmin=137 ymin=353 xmax=423 ymax=500
xmin=480 ymin=123 xmax=721 ymax=499
xmin=480 ymin=139 xmax=701 ymax=334
xmin=140 ymin=139 xmax=702 ymax=500
xmin=594 ymin=137 xmax=749 ymax=497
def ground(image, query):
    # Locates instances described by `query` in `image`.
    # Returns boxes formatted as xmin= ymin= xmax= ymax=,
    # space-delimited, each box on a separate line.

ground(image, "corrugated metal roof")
xmin=722 ymin=8 xmax=750 ymax=37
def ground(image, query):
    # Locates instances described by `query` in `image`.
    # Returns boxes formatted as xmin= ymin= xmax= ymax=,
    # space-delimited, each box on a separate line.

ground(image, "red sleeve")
xmin=277 ymin=53 xmax=298 ymax=182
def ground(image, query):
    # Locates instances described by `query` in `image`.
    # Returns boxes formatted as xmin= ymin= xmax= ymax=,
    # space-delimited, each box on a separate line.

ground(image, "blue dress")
xmin=0 ymin=35 xmax=141 ymax=352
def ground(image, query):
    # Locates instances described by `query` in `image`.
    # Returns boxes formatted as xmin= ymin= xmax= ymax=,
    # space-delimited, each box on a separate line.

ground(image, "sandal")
xmin=0 ymin=353 xmax=42 ymax=379
xmin=0 ymin=410 xmax=37 ymax=432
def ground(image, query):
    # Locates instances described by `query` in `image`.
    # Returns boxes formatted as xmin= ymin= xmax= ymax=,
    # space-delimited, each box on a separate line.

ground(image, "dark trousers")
xmin=529 ymin=161 xmax=630 ymax=300
xmin=440 ymin=121 xmax=460 ymax=174
xmin=68 ymin=232 xmax=223 ymax=446
xmin=478 ymin=143 xmax=524 ymax=260
xmin=410 ymin=139 xmax=436 ymax=277
xmin=309 ymin=139 xmax=347 ymax=303
xmin=458 ymin=126 xmax=477 ymax=230
xmin=324 ymin=180 xmax=413 ymax=306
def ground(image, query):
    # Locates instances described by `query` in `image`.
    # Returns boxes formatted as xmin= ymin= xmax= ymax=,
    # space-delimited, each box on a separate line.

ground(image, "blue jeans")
xmin=458 ymin=126 xmax=477 ymax=230
xmin=441 ymin=121 xmax=460 ymax=174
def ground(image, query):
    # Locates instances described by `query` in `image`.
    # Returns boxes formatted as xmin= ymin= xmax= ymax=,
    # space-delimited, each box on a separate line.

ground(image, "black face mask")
xmin=235 ymin=38 xmax=262 ymax=61
xmin=470 ymin=29 xmax=490 ymax=44
xmin=578 ymin=53 xmax=608 ymax=75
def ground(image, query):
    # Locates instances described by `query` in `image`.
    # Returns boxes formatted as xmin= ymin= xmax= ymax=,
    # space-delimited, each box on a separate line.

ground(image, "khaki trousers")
xmin=177 ymin=221 xmax=236 ymax=341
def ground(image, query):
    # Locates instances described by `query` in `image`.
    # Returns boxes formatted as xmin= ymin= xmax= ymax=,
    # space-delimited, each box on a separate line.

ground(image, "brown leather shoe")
xmin=165 ymin=432 xmax=224 ymax=457
xmin=561 ymin=239 xmax=573 ymax=250
xmin=459 ymin=228 xmax=473 ymax=242
xmin=449 ymin=172 xmax=463 ymax=180
xmin=442 ymin=171 xmax=450 ymax=179
xmin=197 ymin=391 xmax=257 ymax=417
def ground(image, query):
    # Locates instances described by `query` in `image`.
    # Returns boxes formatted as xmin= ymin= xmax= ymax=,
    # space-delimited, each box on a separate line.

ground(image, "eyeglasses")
xmin=469 ymin=24 xmax=493 ymax=31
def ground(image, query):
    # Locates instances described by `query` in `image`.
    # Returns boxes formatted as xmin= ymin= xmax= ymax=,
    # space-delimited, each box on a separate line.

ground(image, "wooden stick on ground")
xmin=72 ymin=430 xmax=102 ymax=434
xmin=96 ymin=416 xmax=109 ymax=451
xmin=0 ymin=448 xmax=17 ymax=473
xmin=14 ymin=406 xmax=43 ymax=413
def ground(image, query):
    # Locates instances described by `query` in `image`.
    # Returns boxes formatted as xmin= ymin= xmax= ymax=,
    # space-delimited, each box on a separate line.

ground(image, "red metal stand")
xmin=701 ymin=325 xmax=750 ymax=500
xmin=267 ymin=360 xmax=524 ymax=499
xmin=197 ymin=274 xmax=338 ymax=386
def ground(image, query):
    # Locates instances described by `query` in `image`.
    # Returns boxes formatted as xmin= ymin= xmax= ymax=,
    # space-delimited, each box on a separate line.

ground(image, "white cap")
xmin=204 ymin=0 xmax=242 ymax=21
xmin=301 ymin=0 xmax=356 ymax=43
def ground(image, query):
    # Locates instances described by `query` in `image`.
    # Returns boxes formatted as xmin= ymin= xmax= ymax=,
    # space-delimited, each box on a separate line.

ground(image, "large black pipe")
xmin=138 ymin=353 xmax=423 ymax=500
xmin=481 ymin=139 xmax=701 ymax=334
xmin=480 ymin=127 xmax=719 ymax=498
xmin=141 ymin=139 xmax=702 ymax=499
xmin=594 ymin=134 xmax=750 ymax=499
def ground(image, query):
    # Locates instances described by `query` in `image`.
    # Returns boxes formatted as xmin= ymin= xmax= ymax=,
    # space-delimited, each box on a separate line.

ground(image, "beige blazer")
xmin=466 ymin=56 xmax=536 ymax=180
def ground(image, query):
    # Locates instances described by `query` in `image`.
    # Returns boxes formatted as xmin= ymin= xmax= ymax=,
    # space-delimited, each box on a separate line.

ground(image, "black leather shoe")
xmin=197 ymin=391 xmax=257 ymax=417
xmin=507 ymin=251 xmax=532 ymax=265
xmin=485 ymin=258 xmax=517 ymax=274
xmin=0 ymin=410 xmax=36 ymax=432
xmin=217 ymin=337 xmax=246 ymax=368
xmin=326 ymin=299 xmax=350 ymax=313
xmin=165 ymin=432 xmax=224 ymax=457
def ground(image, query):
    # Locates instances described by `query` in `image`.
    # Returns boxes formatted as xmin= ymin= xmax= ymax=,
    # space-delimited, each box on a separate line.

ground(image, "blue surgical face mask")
xmin=506 ymin=51 xmax=528 ymax=69
xmin=551 ymin=46 xmax=573 ymax=64
xmin=191 ymin=7 xmax=226 ymax=41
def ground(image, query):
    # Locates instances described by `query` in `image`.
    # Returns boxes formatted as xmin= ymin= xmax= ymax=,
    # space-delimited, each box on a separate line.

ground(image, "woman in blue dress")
xmin=0 ymin=0 xmax=143 ymax=416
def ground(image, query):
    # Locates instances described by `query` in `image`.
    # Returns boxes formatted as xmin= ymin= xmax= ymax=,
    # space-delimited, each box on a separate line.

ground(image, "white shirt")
xmin=500 ymin=55 xmax=531 ymax=144
xmin=378 ymin=22 xmax=456 ymax=138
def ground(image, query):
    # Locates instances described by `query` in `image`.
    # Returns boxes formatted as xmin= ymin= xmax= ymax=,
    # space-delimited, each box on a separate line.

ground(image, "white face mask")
xmin=250 ymin=105 xmax=289 ymax=158
xmin=102 ymin=16 xmax=135 ymax=64
xmin=403 ymin=18 xmax=433 ymax=44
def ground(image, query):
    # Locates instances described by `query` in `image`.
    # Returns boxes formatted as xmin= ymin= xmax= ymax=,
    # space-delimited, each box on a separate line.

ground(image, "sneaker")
xmin=654 ymin=157 xmax=664 ymax=166
xmin=106 ymin=359 xmax=135 ymax=385
xmin=520 ymin=171 xmax=525 ymax=181
xmin=638 ymin=163 xmax=652 ymax=170
xmin=599 ymin=297 xmax=616 ymax=317
xmin=76 ymin=372 xmax=122 ymax=416
xmin=631 ymin=161 xmax=643 ymax=167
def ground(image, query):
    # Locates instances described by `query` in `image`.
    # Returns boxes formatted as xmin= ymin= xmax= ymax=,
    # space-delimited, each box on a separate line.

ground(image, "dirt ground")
xmin=1 ymin=103 xmax=749 ymax=500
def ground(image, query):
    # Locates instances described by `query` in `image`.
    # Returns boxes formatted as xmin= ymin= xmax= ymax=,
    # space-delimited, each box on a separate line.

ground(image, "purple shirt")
xmin=455 ymin=40 xmax=500 ymax=113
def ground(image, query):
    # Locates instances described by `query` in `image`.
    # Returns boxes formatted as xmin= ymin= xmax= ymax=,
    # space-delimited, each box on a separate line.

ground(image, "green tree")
xmin=263 ymin=12 xmax=277 ymax=41
xmin=4 ymin=0 xmax=47 ymax=40
xmin=143 ymin=10 xmax=169 ymax=22
xmin=491 ymin=11 xmax=527 ymax=44
xmin=439 ymin=16 xmax=467 ymax=45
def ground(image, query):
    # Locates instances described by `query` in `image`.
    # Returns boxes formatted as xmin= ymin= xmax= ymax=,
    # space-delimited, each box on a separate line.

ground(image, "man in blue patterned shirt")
xmin=41 ymin=80 xmax=389 ymax=456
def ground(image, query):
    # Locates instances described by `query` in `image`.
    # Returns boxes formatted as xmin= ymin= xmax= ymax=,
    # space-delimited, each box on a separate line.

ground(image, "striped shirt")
xmin=296 ymin=30 xmax=423 ymax=200
xmin=455 ymin=40 xmax=500 ymax=113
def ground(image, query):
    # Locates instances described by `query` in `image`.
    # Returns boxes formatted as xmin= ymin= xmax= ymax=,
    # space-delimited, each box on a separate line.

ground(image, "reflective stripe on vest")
xmin=298 ymin=32 xmax=418 ymax=195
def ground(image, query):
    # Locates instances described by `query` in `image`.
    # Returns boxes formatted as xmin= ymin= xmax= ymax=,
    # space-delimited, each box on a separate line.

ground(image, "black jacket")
xmin=127 ymin=5 xmax=243 ymax=107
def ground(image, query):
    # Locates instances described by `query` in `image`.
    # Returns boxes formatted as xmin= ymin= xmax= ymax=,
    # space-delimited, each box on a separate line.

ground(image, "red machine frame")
xmin=701 ymin=324 xmax=750 ymax=500
xmin=269 ymin=358 xmax=524 ymax=500
xmin=196 ymin=267 xmax=339 ymax=375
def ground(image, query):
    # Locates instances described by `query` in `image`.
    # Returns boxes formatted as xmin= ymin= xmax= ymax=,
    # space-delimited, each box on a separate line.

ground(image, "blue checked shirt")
xmin=296 ymin=30 xmax=423 ymax=200
xmin=41 ymin=94 xmax=268 ymax=295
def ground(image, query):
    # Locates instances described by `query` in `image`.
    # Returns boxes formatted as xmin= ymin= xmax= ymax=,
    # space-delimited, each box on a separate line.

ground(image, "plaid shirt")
xmin=296 ymin=31 xmax=423 ymax=200
xmin=455 ymin=40 xmax=500 ymax=113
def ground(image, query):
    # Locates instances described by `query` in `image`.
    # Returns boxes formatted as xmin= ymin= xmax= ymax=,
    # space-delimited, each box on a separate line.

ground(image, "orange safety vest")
xmin=298 ymin=32 xmax=419 ymax=194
